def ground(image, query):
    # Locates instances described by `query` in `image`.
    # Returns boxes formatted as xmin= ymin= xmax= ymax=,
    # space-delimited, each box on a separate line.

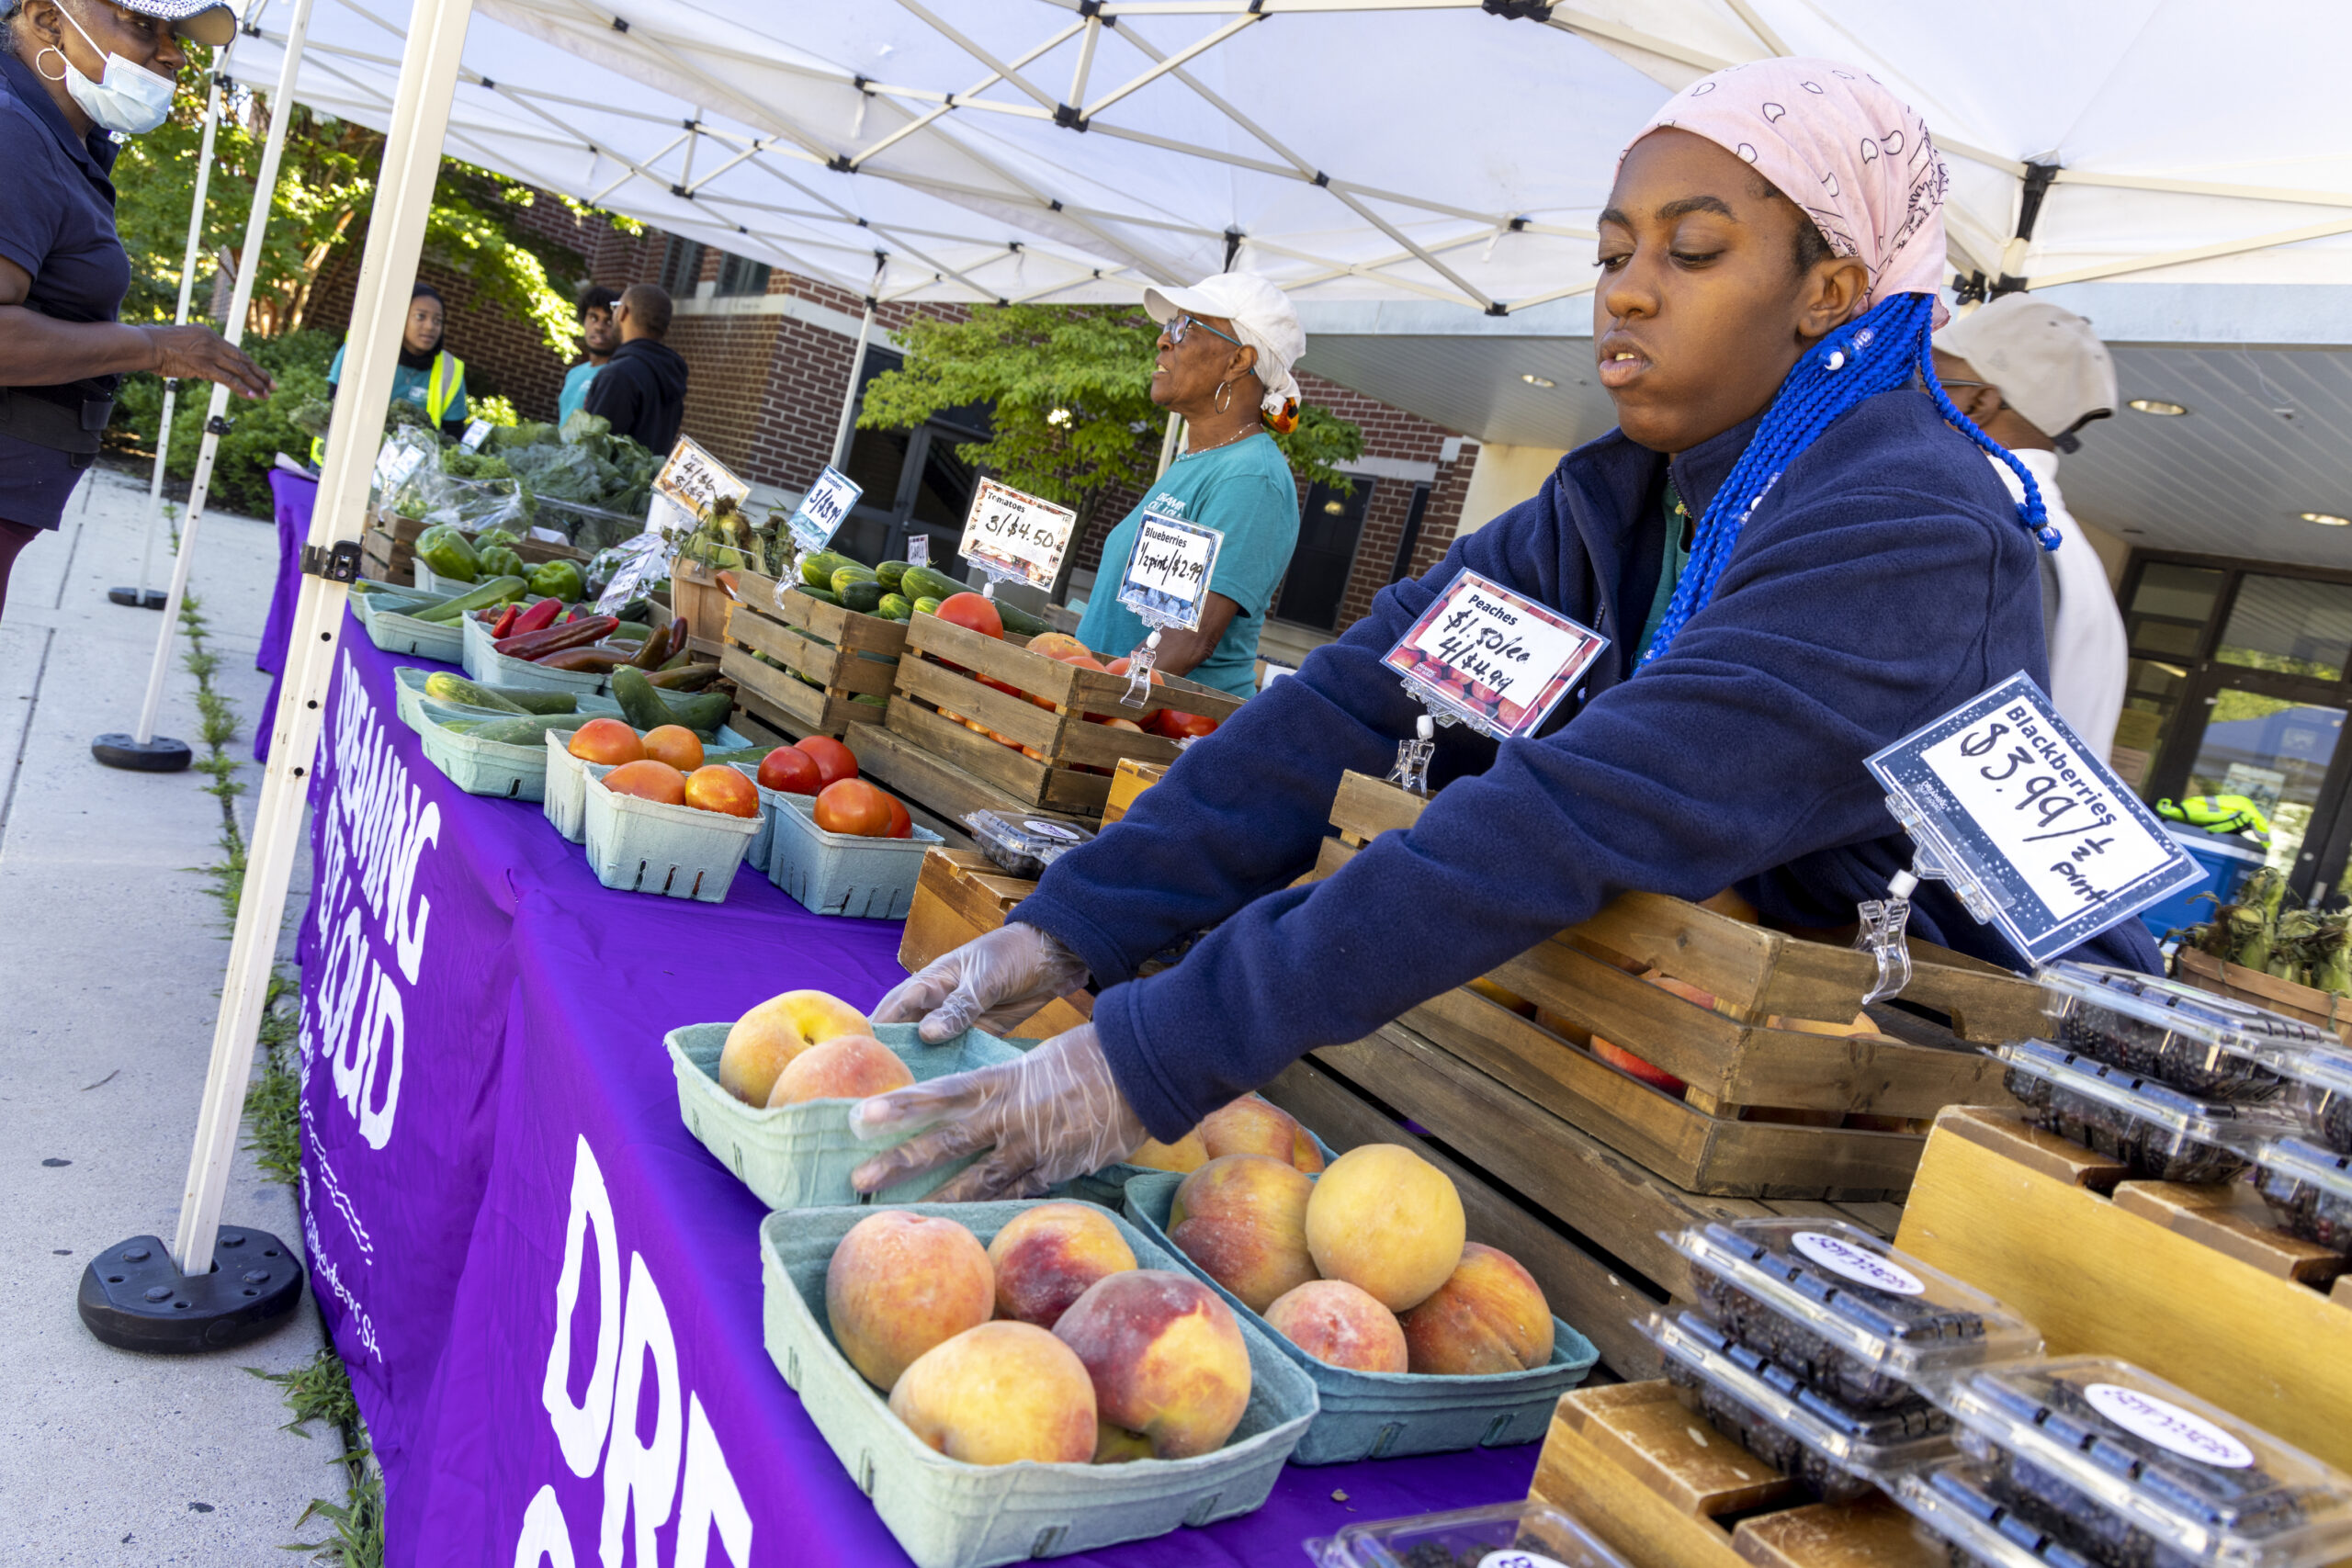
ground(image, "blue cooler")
xmin=2140 ymin=824 xmax=2270 ymax=942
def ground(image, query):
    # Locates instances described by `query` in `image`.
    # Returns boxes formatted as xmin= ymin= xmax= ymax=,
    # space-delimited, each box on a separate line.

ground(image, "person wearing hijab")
xmin=0 ymin=0 xmax=269 ymax=618
xmin=1931 ymin=295 xmax=2128 ymax=760
xmin=1072 ymin=272 xmax=1306 ymax=698
xmin=850 ymin=61 xmax=2163 ymax=1203
xmin=320 ymin=282 xmax=469 ymax=459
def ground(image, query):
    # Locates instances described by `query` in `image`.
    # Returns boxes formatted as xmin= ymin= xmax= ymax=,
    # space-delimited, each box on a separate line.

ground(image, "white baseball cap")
xmin=1143 ymin=272 xmax=1305 ymax=421
xmin=1934 ymin=293 xmax=2118 ymax=446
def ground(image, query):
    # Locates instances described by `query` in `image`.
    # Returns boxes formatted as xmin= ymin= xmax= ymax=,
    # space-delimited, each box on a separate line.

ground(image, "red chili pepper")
xmin=490 ymin=604 xmax=522 ymax=638
xmin=511 ymin=597 xmax=562 ymax=637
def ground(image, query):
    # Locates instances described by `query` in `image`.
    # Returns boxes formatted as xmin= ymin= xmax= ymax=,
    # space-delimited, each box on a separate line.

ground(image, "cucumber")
xmin=424 ymin=671 xmax=527 ymax=712
xmin=802 ymin=587 xmax=842 ymax=607
xmin=490 ymin=689 xmax=582 ymax=716
xmin=700 ymin=747 xmax=771 ymax=768
xmin=801 ymin=550 xmax=855 ymax=589
xmin=912 ymin=596 xmax=943 ymax=616
xmin=608 ymin=666 xmax=671 ymax=732
xmin=852 ymin=693 xmax=888 ymax=710
xmin=875 ymin=559 xmax=910 ymax=592
xmin=660 ymin=690 xmax=732 ymax=731
xmin=464 ymin=713 xmax=598 ymax=746
xmin=605 ymin=620 xmax=651 ymax=641
xmin=876 ymin=592 xmax=913 ymax=622
xmin=413 ymin=575 xmax=527 ymax=624
xmin=839 ymin=580 xmax=887 ymax=615
xmin=900 ymin=564 xmax=963 ymax=603
xmin=831 ymin=563 xmax=878 ymax=593
xmin=997 ymin=602 xmax=1051 ymax=637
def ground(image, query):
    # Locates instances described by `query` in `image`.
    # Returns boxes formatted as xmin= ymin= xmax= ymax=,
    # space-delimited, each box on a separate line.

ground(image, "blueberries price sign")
xmin=1866 ymin=672 xmax=2199 ymax=963
xmin=786 ymin=465 xmax=862 ymax=554
xmin=1116 ymin=511 xmax=1223 ymax=631
xmin=959 ymin=477 xmax=1078 ymax=591
xmin=1382 ymin=569 xmax=1608 ymax=739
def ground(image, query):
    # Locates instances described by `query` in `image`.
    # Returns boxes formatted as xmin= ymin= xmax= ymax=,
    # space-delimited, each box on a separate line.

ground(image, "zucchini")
xmin=490 ymin=689 xmax=582 ymax=716
xmin=424 ymin=671 xmax=526 ymax=712
xmin=900 ymin=565 xmax=964 ymax=603
xmin=464 ymin=713 xmax=598 ymax=746
xmin=874 ymin=559 xmax=910 ymax=592
xmin=608 ymin=665 xmax=671 ymax=732
xmin=413 ymin=575 xmax=527 ymax=624
xmin=838 ymin=580 xmax=887 ymax=615
xmin=997 ymin=601 xmax=1051 ymax=637
xmin=802 ymin=550 xmax=856 ymax=589
xmin=660 ymin=690 xmax=732 ymax=731
xmin=700 ymin=748 xmax=771 ymax=768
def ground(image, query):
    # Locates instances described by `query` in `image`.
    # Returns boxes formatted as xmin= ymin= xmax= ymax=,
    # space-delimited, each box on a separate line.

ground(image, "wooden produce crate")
xmin=1101 ymin=758 xmax=1166 ymax=827
xmin=898 ymin=848 xmax=1093 ymax=1040
xmin=886 ymin=613 xmax=1242 ymax=820
xmin=721 ymin=571 xmax=906 ymax=739
xmin=361 ymin=507 xmax=417 ymax=585
xmin=1898 ymin=1104 xmax=2352 ymax=1474
xmin=2175 ymin=944 xmax=2352 ymax=1047
xmin=1306 ymin=771 xmax=2036 ymax=1198
xmin=666 ymin=558 xmax=733 ymax=660
xmin=847 ymin=719 xmax=1053 ymax=840
xmin=1529 ymin=1382 xmax=1939 ymax=1568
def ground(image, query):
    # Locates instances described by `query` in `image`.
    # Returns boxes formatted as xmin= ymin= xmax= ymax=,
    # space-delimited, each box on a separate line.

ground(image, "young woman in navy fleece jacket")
xmin=848 ymin=61 xmax=2163 ymax=1203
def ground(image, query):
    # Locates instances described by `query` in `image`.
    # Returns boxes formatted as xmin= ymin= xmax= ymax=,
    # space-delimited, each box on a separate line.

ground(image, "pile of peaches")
xmin=1137 ymin=1095 xmax=1555 ymax=1379
xmin=924 ymin=592 xmax=1219 ymax=760
xmin=566 ymin=717 xmax=760 ymax=818
xmin=713 ymin=989 xmax=913 ymax=1111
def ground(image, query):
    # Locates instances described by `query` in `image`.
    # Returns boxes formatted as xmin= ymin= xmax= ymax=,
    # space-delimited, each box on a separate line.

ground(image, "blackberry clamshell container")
xmin=1643 ymin=1311 xmax=1953 ymax=1503
xmin=2249 ymin=1136 xmax=2352 ymax=1254
xmin=1305 ymin=1500 xmax=1637 ymax=1568
xmin=963 ymin=810 xmax=1096 ymax=878
xmin=2037 ymin=964 xmax=2323 ymax=1102
xmin=1670 ymin=1218 xmax=2041 ymax=1411
xmin=1927 ymin=1356 xmax=2352 ymax=1568
xmin=1893 ymin=1461 xmax=2108 ymax=1568
xmin=2267 ymin=1045 xmax=2352 ymax=1156
xmin=1997 ymin=1043 xmax=2292 ymax=1184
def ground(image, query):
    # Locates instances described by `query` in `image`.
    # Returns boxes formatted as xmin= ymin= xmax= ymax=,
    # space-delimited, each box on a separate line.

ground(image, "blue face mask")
xmin=55 ymin=4 xmax=177 ymax=136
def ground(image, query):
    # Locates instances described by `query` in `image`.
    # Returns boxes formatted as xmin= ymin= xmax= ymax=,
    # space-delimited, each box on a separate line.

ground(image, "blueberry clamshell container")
xmin=1670 ymin=1217 xmax=2041 ymax=1412
xmin=1925 ymin=1355 xmax=2352 ymax=1568
xmin=2249 ymin=1135 xmax=2352 ymax=1254
xmin=1644 ymin=1310 xmax=1953 ymax=1503
xmin=2036 ymin=964 xmax=2321 ymax=1103
xmin=1302 ymin=1500 xmax=1636 ymax=1568
xmin=1997 ymin=1043 xmax=2292 ymax=1184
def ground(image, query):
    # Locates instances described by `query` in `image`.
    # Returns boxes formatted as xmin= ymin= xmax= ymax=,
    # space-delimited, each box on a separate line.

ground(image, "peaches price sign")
xmin=1383 ymin=570 xmax=1607 ymax=740
xmin=959 ymin=477 xmax=1079 ymax=590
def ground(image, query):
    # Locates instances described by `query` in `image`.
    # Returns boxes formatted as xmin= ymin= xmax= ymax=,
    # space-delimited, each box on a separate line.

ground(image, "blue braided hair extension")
xmin=1637 ymin=290 xmax=2060 ymax=669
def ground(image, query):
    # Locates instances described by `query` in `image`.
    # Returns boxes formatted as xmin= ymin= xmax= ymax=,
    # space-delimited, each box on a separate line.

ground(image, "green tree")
xmin=854 ymin=303 xmax=1365 ymax=525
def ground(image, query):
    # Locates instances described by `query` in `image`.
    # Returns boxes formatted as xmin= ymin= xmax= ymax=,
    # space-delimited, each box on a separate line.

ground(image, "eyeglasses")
xmin=1166 ymin=313 xmax=1243 ymax=350
xmin=1939 ymin=377 xmax=1995 ymax=389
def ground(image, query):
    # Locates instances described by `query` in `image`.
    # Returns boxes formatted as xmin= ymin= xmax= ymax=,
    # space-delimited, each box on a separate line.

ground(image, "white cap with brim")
xmin=1934 ymin=293 xmax=2119 ymax=445
xmin=1143 ymin=272 xmax=1305 ymax=423
xmin=110 ymin=0 xmax=240 ymax=47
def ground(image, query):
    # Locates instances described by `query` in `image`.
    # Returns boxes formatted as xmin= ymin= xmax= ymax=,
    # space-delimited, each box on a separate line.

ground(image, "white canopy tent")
xmin=156 ymin=0 xmax=2352 ymax=1290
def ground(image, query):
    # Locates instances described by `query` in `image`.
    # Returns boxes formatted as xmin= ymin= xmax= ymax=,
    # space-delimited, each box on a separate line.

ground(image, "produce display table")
xmin=299 ymin=614 xmax=1542 ymax=1568
xmin=255 ymin=468 xmax=318 ymax=761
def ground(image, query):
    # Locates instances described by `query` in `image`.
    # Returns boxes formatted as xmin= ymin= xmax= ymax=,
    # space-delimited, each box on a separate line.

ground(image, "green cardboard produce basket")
xmin=761 ymin=1200 xmax=1318 ymax=1568
xmin=414 ymin=705 xmax=565 ymax=801
xmin=581 ymin=767 xmax=759 ymax=901
xmin=461 ymin=610 xmax=628 ymax=694
xmin=767 ymin=793 xmax=944 ymax=919
xmin=1124 ymin=1170 xmax=1597 ymax=1464
xmin=395 ymin=665 xmax=624 ymax=733
xmin=543 ymin=732 xmax=615 ymax=842
xmin=360 ymin=597 xmax=463 ymax=663
xmin=1065 ymin=1128 xmax=1339 ymax=1213
xmin=667 ymin=1021 xmax=1031 ymax=1209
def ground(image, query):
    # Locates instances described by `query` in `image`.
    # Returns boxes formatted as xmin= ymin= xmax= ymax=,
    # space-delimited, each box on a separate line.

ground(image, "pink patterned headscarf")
xmin=1632 ymin=60 xmax=1951 ymax=327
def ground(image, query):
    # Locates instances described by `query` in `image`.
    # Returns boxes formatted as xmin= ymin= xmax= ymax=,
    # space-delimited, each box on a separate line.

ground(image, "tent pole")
xmin=94 ymin=3 xmax=316 ymax=773
xmin=830 ymin=253 xmax=888 ymax=471
xmin=114 ymin=73 xmax=229 ymax=614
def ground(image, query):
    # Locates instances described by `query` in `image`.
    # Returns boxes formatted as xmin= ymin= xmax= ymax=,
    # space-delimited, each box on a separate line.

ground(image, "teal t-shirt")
xmin=1075 ymin=430 xmax=1300 ymax=698
xmin=557 ymin=360 xmax=601 ymax=426
xmin=1633 ymin=483 xmax=1692 ymax=665
xmin=326 ymin=343 xmax=469 ymax=427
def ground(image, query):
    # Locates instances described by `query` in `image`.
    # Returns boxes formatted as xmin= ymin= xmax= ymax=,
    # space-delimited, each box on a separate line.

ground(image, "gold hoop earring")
xmin=36 ymin=47 xmax=69 ymax=82
xmin=1214 ymin=380 xmax=1231 ymax=414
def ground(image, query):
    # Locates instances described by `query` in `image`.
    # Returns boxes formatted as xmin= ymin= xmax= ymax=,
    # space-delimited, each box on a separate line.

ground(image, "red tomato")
xmin=936 ymin=592 xmax=1003 ymax=639
xmin=755 ymin=745 xmax=823 ymax=795
xmin=813 ymin=778 xmax=896 ymax=837
xmin=795 ymin=736 xmax=859 ymax=788
xmin=882 ymin=794 xmax=912 ymax=839
xmin=602 ymin=759 xmax=686 ymax=806
xmin=1152 ymin=709 xmax=1218 ymax=740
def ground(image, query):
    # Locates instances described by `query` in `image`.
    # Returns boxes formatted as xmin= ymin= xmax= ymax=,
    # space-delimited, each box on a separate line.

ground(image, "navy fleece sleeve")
xmin=1023 ymin=478 xmax=2030 ymax=1140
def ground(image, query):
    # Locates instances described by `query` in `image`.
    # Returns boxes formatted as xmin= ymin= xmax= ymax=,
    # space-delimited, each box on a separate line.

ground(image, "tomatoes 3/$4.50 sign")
xmin=959 ymin=477 xmax=1078 ymax=590
xmin=1116 ymin=511 xmax=1223 ymax=631
xmin=1383 ymin=570 xmax=1608 ymax=739
xmin=1867 ymin=672 xmax=2199 ymax=962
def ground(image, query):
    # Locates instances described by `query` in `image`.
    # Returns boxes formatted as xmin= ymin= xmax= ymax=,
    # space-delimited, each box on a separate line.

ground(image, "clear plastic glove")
xmin=871 ymin=921 xmax=1091 ymax=1043
xmin=847 ymin=1023 xmax=1148 ymax=1201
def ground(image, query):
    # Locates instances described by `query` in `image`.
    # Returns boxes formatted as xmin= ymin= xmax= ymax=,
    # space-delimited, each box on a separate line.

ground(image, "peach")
xmin=1290 ymin=1124 xmax=1326 ymax=1175
xmin=1129 ymin=1131 xmax=1209 ymax=1174
xmin=986 ymin=1202 xmax=1138 ymax=1328
xmin=825 ymin=1212 xmax=994 ymax=1392
xmin=1305 ymin=1145 xmax=1465 ymax=1312
xmin=1092 ymin=1420 xmax=1156 ymax=1465
xmin=1054 ymin=1270 xmax=1252 ymax=1460
xmin=718 ymin=988 xmax=872 ymax=1106
xmin=1168 ymin=1155 xmax=1317 ymax=1314
xmin=1399 ymin=1243 xmax=1555 ymax=1376
xmin=1197 ymin=1096 xmax=1299 ymax=1163
xmin=765 ymin=1034 xmax=914 ymax=1107
xmin=1263 ymin=1280 xmax=1407 ymax=1373
xmin=888 ymin=1322 xmax=1097 ymax=1465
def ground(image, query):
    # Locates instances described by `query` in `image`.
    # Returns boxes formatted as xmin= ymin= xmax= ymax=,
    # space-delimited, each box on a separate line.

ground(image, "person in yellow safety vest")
xmin=2156 ymin=794 xmax=2272 ymax=843
xmin=313 ymin=281 xmax=469 ymax=464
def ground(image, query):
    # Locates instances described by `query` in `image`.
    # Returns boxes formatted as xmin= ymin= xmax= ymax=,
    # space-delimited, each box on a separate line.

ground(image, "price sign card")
xmin=652 ymin=434 xmax=750 ymax=525
xmin=460 ymin=419 xmax=493 ymax=451
xmin=959 ymin=477 xmax=1078 ymax=591
xmin=594 ymin=532 xmax=671 ymax=614
xmin=908 ymin=533 xmax=931 ymax=569
xmin=1381 ymin=569 xmax=1608 ymax=739
xmin=1116 ymin=511 xmax=1224 ymax=630
xmin=1866 ymin=671 xmax=2200 ymax=963
xmin=787 ymin=465 xmax=862 ymax=554
xmin=370 ymin=436 xmax=426 ymax=495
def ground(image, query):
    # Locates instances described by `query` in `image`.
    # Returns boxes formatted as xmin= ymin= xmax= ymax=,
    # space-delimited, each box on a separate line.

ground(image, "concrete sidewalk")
xmin=0 ymin=464 xmax=334 ymax=1562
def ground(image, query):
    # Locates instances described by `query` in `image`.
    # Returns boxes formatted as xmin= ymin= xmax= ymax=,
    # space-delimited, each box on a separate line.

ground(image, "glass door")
xmin=2167 ymin=673 xmax=2352 ymax=903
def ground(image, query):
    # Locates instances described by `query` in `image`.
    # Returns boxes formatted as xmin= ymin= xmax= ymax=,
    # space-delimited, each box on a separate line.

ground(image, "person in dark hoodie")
xmin=582 ymin=282 xmax=686 ymax=454
xmin=846 ymin=61 xmax=2164 ymax=1203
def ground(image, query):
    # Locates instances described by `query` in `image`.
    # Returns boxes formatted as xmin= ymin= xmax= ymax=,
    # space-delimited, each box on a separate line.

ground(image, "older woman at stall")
xmin=0 ymin=0 xmax=270 ymax=616
xmin=854 ymin=61 xmax=2164 ymax=1201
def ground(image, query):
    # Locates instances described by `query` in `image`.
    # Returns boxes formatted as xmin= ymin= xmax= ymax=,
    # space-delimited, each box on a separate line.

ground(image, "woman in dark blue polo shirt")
xmin=0 ymin=0 xmax=270 ymax=615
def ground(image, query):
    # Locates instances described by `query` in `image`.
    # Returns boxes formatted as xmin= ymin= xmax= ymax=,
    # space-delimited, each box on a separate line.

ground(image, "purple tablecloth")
xmin=255 ymin=469 xmax=318 ymax=761
xmin=299 ymin=618 xmax=1537 ymax=1568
